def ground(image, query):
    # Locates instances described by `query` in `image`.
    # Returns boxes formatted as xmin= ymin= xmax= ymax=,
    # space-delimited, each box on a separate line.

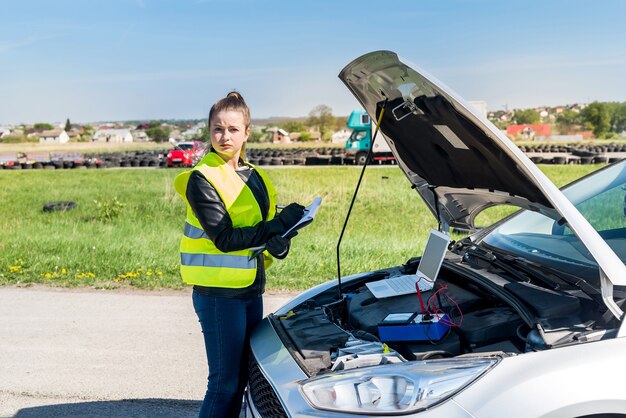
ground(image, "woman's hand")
xmin=266 ymin=235 xmax=292 ymax=259
xmin=277 ymin=203 xmax=305 ymax=230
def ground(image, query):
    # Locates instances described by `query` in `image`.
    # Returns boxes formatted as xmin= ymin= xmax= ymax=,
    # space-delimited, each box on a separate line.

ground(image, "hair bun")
xmin=226 ymin=91 xmax=243 ymax=101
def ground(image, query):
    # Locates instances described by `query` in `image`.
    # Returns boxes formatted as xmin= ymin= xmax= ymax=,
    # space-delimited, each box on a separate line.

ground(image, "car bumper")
xmin=246 ymin=318 xmax=474 ymax=418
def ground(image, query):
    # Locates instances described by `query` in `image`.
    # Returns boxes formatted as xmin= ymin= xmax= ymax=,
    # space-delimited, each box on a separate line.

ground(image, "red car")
xmin=166 ymin=141 xmax=204 ymax=167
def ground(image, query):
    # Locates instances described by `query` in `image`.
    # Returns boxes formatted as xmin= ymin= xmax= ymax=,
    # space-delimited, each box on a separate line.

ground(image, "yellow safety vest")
xmin=174 ymin=152 xmax=277 ymax=288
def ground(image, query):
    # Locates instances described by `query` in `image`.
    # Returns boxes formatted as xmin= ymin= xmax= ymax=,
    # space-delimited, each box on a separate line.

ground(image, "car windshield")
xmin=177 ymin=143 xmax=193 ymax=150
xmin=482 ymin=161 xmax=626 ymax=282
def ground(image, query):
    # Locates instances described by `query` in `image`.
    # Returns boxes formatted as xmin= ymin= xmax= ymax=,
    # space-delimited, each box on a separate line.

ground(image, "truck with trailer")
xmin=344 ymin=109 xmax=395 ymax=165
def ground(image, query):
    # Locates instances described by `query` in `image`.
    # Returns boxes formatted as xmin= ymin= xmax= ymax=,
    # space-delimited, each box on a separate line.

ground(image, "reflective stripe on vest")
xmin=183 ymin=222 xmax=208 ymax=239
xmin=174 ymin=152 xmax=277 ymax=288
xmin=180 ymin=252 xmax=256 ymax=269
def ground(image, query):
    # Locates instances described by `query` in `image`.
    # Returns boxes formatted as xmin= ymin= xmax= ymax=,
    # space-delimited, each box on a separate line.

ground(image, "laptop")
xmin=366 ymin=229 xmax=450 ymax=299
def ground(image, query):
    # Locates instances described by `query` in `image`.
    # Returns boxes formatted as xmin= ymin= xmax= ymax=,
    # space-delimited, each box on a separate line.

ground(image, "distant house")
xmin=332 ymin=129 xmax=351 ymax=144
xmin=39 ymin=129 xmax=70 ymax=144
xmin=67 ymin=128 xmax=82 ymax=139
xmin=169 ymin=129 xmax=184 ymax=142
xmin=273 ymin=128 xmax=291 ymax=144
xmin=133 ymin=130 xmax=149 ymax=142
xmin=182 ymin=122 xmax=206 ymax=139
xmin=0 ymin=126 xmax=11 ymax=138
xmin=308 ymin=131 xmax=321 ymax=142
xmin=92 ymin=129 xmax=133 ymax=143
xmin=506 ymin=124 xmax=551 ymax=138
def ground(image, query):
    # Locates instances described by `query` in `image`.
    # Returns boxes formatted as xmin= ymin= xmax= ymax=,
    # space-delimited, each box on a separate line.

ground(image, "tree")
xmin=146 ymin=125 xmax=170 ymax=142
xmin=607 ymin=102 xmax=626 ymax=133
xmin=194 ymin=127 xmax=211 ymax=143
xmin=279 ymin=121 xmax=305 ymax=133
xmin=298 ymin=131 xmax=313 ymax=141
xmin=580 ymin=102 xmax=610 ymax=137
xmin=334 ymin=116 xmax=348 ymax=131
xmin=307 ymin=105 xmax=335 ymax=141
xmin=248 ymin=130 xmax=264 ymax=143
xmin=555 ymin=110 xmax=580 ymax=133
xmin=64 ymin=118 xmax=71 ymax=132
xmin=513 ymin=109 xmax=540 ymax=125
xmin=34 ymin=123 xmax=54 ymax=130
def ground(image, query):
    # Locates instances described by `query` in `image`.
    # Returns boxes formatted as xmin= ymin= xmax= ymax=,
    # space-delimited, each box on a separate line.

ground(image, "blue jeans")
xmin=192 ymin=290 xmax=263 ymax=418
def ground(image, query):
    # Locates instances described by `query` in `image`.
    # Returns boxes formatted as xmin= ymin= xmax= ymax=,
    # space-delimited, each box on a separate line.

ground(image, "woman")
xmin=174 ymin=92 xmax=304 ymax=417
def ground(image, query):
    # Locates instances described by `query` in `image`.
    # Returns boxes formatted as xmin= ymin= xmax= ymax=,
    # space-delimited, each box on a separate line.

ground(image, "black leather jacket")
xmin=186 ymin=165 xmax=285 ymax=297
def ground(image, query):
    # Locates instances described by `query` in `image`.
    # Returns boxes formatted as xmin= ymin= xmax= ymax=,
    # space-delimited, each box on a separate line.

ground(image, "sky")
xmin=2 ymin=0 xmax=626 ymax=124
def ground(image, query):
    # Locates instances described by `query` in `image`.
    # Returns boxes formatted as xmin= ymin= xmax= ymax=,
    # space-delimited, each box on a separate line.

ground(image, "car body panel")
xmin=453 ymin=337 xmax=626 ymax=417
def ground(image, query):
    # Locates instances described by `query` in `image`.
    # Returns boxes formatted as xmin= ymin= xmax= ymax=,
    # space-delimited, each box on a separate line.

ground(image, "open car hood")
xmin=339 ymin=51 xmax=626 ymax=321
xmin=339 ymin=51 xmax=558 ymax=231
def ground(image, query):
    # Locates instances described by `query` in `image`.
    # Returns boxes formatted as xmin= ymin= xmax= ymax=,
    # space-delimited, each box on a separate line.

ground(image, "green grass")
xmin=0 ymin=164 xmax=604 ymax=290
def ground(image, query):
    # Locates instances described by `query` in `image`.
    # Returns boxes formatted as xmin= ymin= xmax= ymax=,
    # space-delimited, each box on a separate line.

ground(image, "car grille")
xmin=248 ymin=352 xmax=288 ymax=418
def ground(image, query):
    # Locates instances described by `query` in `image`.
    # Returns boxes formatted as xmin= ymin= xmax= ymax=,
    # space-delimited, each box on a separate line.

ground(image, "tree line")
xmin=513 ymin=102 xmax=626 ymax=138
xmin=256 ymin=104 xmax=348 ymax=142
xmin=191 ymin=104 xmax=348 ymax=144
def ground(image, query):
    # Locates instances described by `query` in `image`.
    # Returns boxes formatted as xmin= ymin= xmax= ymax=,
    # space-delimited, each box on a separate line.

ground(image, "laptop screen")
xmin=417 ymin=229 xmax=450 ymax=281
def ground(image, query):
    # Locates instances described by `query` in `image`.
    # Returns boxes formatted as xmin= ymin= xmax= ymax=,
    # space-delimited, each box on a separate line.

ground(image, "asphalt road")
xmin=0 ymin=286 xmax=297 ymax=418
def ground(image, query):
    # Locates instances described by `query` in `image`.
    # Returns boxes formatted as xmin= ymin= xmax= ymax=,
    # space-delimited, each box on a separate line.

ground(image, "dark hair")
xmin=208 ymin=91 xmax=251 ymax=129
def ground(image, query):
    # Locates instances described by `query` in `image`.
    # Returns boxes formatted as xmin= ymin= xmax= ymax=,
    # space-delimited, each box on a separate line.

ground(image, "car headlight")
xmin=300 ymin=358 xmax=497 ymax=414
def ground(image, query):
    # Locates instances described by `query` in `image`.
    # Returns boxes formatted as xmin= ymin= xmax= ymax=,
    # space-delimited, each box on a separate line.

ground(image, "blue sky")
xmin=2 ymin=0 xmax=626 ymax=124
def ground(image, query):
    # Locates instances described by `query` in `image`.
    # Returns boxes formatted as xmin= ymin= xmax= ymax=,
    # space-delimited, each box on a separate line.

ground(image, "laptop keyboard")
xmin=387 ymin=276 xmax=417 ymax=293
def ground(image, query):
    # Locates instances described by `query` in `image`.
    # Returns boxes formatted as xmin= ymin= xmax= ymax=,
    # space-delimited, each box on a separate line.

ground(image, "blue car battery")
xmin=378 ymin=312 xmax=450 ymax=342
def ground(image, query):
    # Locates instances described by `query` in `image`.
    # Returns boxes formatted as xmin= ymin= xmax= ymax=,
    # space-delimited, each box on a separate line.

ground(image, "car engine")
xmin=269 ymin=255 xmax=600 ymax=377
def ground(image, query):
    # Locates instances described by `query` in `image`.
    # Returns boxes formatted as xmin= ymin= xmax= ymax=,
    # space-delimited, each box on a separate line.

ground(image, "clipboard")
xmin=248 ymin=197 xmax=322 ymax=260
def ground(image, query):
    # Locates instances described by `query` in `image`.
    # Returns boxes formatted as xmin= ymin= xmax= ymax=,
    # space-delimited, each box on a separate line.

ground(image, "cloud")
xmin=0 ymin=34 xmax=56 ymax=54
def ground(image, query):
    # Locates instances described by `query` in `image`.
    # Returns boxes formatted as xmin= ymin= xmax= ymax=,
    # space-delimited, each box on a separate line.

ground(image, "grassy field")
xmin=0 ymin=164 xmax=603 ymax=291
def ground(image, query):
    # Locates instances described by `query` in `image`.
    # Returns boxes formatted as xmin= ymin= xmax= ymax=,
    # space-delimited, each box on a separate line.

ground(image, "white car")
xmin=245 ymin=51 xmax=626 ymax=418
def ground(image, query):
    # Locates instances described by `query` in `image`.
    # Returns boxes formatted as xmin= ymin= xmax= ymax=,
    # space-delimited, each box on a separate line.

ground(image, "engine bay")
xmin=270 ymin=256 xmax=603 ymax=377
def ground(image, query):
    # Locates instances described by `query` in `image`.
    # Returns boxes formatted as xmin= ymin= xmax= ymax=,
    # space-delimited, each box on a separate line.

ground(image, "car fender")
xmin=453 ymin=337 xmax=626 ymax=417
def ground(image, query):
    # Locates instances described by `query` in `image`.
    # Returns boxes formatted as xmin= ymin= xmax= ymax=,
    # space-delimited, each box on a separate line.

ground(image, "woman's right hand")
xmin=277 ymin=203 xmax=305 ymax=230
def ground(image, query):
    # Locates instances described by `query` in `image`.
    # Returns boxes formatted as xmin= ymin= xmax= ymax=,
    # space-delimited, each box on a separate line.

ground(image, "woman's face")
xmin=209 ymin=110 xmax=250 ymax=163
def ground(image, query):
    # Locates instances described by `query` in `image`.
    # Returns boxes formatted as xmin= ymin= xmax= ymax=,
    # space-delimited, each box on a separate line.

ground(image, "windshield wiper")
xmin=480 ymin=244 xmax=604 ymax=305
xmin=505 ymin=257 xmax=603 ymax=305
xmin=463 ymin=245 xmax=533 ymax=284
xmin=464 ymin=245 xmax=573 ymax=293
